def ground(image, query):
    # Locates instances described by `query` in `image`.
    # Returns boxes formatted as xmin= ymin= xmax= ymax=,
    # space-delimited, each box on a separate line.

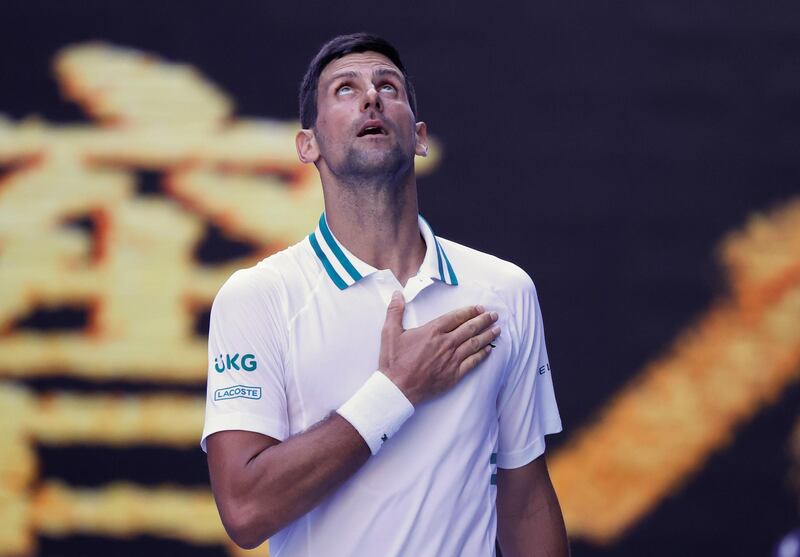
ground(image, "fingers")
xmin=431 ymin=304 xmax=482 ymax=333
xmin=457 ymin=344 xmax=494 ymax=378
xmin=449 ymin=310 xmax=498 ymax=347
xmin=454 ymin=323 xmax=501 ymax=364
xmin=382 ymin=291 xmax=406 ymax=337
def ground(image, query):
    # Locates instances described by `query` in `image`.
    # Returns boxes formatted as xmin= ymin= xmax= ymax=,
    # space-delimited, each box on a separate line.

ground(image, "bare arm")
xmin=206 ymin=414 xmax=368 ymax=549
xmin=207 ymin=293 xmax=501 ymax=549
xmin=496 ymin=454 xmax=570 ymax=557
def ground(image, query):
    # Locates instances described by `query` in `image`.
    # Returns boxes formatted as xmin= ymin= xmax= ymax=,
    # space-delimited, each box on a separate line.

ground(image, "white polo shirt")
xmin=201 ymin=213 xmax=563 ymax=557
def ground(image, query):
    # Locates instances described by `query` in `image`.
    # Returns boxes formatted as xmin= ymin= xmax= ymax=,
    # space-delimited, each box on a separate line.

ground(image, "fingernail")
xmin=490 ymin=311 xmax=498 ymax=321
xmin=492 ymin=326 xmax=501 ymax=335
xmin=392 ymin=291 xmax=402 ymax=300
xmin=476 ymin=304 xmax=485 ymax=313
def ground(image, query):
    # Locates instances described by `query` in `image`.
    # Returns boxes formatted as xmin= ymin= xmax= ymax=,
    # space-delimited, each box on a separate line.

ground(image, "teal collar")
xmin=308 ymin=212 xmax=458 ymax=290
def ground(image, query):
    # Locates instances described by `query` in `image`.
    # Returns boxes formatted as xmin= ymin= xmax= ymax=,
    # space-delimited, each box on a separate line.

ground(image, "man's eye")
xmin=336 ymin=85 xmax=353 ymax=95
xmin=380 ymin=84 xmax=396 ymax=93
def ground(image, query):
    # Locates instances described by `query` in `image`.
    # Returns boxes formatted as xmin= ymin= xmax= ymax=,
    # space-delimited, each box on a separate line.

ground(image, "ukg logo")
xmin=214 ymin=353 xmax=257 ymax=372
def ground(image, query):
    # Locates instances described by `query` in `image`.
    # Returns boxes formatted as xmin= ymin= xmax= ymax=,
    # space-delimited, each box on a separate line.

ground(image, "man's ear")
xmin=414 ymin=121 xmax=429 ymax=157
xmin=296 ymin=129 xmax=320 ymax=163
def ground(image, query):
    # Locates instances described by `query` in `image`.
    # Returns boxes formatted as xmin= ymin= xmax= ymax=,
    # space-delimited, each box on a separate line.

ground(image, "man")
xmin=202 ymin=33 xmax=568 ymax=556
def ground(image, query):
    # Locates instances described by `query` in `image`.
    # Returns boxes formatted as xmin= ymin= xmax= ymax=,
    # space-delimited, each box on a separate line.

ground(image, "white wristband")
xmin=336 ymin=371 xmax=415 ymax=455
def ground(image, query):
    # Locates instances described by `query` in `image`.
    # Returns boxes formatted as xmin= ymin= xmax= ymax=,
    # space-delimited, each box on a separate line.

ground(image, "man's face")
xmin=307 ymin=51 xmax=426 ymax=184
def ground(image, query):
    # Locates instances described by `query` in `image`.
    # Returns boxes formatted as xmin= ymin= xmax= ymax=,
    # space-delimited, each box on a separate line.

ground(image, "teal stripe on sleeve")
xmin=318 ymin=214 xmax=363 ymax=282
xmin=309 ymin=233 xmax=348 ymax=290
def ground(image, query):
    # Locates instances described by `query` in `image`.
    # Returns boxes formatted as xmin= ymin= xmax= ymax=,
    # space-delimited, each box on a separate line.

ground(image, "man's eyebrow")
xmin=327 ymin=70 xmax=359 ymax=84
xmin=326 ymin=68 xmax=404 ymax=85
xmin=373 ymin=67 xmax=404 ymax=81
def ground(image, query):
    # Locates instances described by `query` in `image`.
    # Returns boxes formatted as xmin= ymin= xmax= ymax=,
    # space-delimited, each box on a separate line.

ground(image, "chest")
xmin=283 ymin=281 xmax=513 ymax=434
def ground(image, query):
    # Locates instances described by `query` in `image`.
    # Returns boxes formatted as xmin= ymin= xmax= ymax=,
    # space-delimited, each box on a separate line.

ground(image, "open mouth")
xmin=357 ymin=121 xmax=388 ymax=137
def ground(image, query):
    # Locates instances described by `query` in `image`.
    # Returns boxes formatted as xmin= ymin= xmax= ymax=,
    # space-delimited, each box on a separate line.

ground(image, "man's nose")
xmin=362 ymin=86 xmax=383 ymax=112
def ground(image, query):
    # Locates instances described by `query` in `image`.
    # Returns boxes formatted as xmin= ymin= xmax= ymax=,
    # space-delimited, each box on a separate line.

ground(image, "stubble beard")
xmin=328 ymin=138 xmax=413 ymax=195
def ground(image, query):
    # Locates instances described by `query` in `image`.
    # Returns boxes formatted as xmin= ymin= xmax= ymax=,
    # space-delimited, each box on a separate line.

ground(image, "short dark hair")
xmin=299 ymin=33 xmax=417 ymax=129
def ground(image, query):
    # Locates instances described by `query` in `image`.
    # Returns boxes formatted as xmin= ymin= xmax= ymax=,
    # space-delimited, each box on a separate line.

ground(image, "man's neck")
xmin=321 ymin=176 xmax=427 ymax=288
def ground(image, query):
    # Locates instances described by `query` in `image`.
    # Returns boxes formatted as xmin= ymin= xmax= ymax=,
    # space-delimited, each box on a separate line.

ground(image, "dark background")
xmin=3 ymin=1 xmax=800 ymax=555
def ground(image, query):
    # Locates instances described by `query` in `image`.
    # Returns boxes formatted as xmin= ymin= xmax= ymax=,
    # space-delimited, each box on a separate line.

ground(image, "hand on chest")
xmin=287 ymin=282 xmax=511 ymax=427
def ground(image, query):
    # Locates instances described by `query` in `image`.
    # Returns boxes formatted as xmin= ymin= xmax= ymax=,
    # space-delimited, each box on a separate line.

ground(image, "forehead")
xmin=319 ymin=51 xmax=401 ymax=83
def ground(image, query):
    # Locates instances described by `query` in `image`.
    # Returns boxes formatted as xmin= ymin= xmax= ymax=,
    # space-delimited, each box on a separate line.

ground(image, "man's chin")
xmin=352 ymin=140 xmax=394 ymax=155
xmin=336 ymin=147 xmax=412 ymax=183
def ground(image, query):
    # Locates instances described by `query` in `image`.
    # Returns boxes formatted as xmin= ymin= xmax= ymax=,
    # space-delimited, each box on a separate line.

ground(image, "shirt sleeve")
xmin=200 ymin=267 xmax=290 ymax=452
xmin=495 ymin=271 xmax=563 ymax=469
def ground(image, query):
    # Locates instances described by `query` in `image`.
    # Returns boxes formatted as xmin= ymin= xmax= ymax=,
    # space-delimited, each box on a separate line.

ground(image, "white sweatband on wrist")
xmin=336 ymin=371 xmax=415 ymax=455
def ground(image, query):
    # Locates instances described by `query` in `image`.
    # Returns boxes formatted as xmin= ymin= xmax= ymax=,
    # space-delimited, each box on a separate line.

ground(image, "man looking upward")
xmin=202 ymin=33 xmax=569 ymax=556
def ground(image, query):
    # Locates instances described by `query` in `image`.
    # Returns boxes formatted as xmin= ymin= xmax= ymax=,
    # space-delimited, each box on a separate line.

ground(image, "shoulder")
xmin=437 ymin=236 xmax=537 ymax=298
xmin=213 ymin=239 xmax=317 ymax=315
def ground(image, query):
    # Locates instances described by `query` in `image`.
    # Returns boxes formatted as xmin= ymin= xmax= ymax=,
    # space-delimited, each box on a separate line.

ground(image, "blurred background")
xmin=1 ymin=1 xmax=799 ymax=556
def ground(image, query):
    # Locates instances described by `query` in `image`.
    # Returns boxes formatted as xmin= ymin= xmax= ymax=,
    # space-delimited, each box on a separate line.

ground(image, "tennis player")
xmin=202 ymin=33 xmax=569 ymax=556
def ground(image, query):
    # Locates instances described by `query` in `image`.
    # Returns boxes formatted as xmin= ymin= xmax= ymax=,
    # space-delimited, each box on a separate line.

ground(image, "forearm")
xmin=497 ymin=466 xmax=569 ymax=557
xmin=497 ymin=490 xmax=569 ymax=557
xmin=214 ymin=413 xmax=370 ymax=548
